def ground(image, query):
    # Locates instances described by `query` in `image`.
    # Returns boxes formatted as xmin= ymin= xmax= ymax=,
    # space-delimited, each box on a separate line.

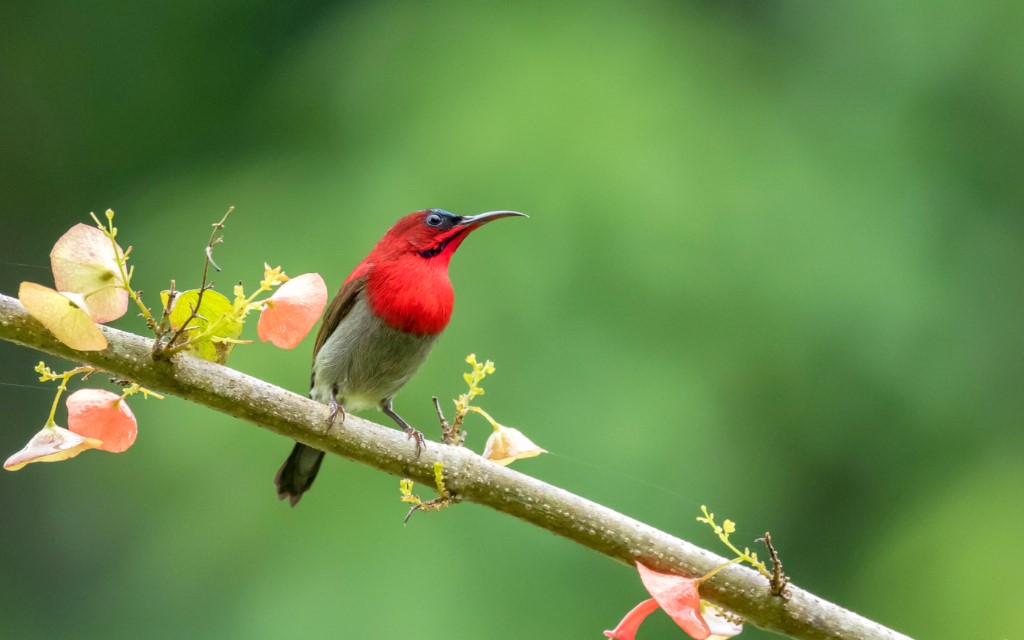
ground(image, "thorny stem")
xmin=761 ymin=531 xmax=790 ymax=597
xmin=156 ymin=207 xmax=233 ymax=358
xmin=433 ymin=395 xmax=464 ymax=446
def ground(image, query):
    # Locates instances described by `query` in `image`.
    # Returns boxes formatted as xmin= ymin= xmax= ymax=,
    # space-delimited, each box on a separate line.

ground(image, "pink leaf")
xmin=18 ymin=282 xmax=107 ymax=351
xmin=604 ymin=598 xmax=660 ymax=640
xmin=50 ymin=223 xmax=129 ymax=323
xmin=636 ymin=562 xmax=711 ymax=640
xmin=257 ymin=273 xmax=328 ymax=349
xmin=67 ymin=389 xmax=137 ymax=453
xmin=4 ymin=425 xmax=103 ymax=471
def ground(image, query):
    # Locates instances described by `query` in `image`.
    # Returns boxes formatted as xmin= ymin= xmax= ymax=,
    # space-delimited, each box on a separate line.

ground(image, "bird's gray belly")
xmin=310 ymin=297 xmax=438 ymax=411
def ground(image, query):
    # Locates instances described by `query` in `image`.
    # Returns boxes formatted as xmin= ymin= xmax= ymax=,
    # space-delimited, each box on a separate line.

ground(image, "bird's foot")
xmin=326 ymin=396 xmax=346 ymax=431
xmin=381 ymin=399 xmax=424 ymax=458
xmin=403 ymin=425 xmax=425 ymax=458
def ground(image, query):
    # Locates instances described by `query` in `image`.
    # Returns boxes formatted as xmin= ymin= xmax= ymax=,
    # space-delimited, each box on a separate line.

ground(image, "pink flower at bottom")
xmin=605 ymin=563 xmax=744 ymax=640
xmin=636 ymin=563 xmax=710 ymax=639
xmin=4 ymin=425 xmax=103 ymax=471
xmin=604 ymin=598 xmax=661 ymax=640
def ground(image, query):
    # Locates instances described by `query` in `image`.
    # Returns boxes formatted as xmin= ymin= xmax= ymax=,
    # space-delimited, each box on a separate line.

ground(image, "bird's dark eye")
xmin=425 ymin=213 xmax=443 ymax=227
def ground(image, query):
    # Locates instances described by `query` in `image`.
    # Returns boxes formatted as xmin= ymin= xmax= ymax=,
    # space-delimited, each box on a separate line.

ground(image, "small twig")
xmin=152 ymin=279 xmax=178 ymax=355
xmin=432 ymin=395 xmax=448 ymax=428
xmin=404 ymin=503 xmax=423 ymax=524
xmin=433 ymin=395 xmax=463 ymax=446
xmin=154 ymin=207 xmax=233 ymax=358
xmin=760 ymin=531 xmax=790 ymax=598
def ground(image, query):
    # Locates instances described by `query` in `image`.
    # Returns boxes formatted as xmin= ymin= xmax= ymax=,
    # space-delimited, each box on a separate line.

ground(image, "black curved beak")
xmin=458 ymin=210 xmax=528 ymax=226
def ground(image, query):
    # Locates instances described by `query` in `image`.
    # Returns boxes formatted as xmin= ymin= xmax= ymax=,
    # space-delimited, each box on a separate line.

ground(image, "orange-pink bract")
xmin=50 ymin=222 xmax=129 ymax=323
xmin=604 ymin=598 xmax=661 ymax=640
xmin=607 ymin=562 xmax=744 ymax=640
xmin=635 ymin=563 xmax=710 ymax=640
xmin=257 ymin=273 xmax=327 ymax=349
xmin=66 ymin=389 xmax=137 ymax=452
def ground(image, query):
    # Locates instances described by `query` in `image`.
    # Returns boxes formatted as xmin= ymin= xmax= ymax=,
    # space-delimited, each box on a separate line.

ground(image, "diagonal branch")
xmin=0 ymin=292 xmax=909 ymax=640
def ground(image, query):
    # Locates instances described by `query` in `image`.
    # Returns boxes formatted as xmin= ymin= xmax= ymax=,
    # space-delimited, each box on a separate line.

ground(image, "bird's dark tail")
xmin=275 ymin=443 xmax=325 ymax=507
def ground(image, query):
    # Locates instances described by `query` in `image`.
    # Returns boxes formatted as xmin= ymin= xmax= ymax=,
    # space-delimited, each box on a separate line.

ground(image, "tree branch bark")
xmin=0 ymin=293 xmax=909 ymax=640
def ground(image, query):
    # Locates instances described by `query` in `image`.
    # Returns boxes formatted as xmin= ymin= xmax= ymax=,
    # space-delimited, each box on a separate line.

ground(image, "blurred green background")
xmin=1 ymin=2 xmax=1021 ymax=638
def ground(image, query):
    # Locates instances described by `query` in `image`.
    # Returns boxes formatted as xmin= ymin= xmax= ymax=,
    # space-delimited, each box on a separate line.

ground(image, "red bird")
xmin=275 ymin=209 xmax=526 ymax=505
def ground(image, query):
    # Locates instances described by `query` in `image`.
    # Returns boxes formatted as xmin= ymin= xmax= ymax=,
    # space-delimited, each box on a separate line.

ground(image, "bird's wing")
xmin=311 ymin=275 xmax=368 ymax=362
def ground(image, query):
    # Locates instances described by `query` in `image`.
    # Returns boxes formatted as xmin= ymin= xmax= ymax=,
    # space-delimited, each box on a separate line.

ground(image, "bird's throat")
xmin=418 ymin=228 xmax=468 ymax=259
xmin=365 ymin=256 xmax=454 ymax=336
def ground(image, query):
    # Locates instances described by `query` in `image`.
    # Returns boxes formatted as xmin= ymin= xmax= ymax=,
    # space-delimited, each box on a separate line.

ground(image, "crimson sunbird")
xmin=275 ymin=209 xmax=526 ymax=505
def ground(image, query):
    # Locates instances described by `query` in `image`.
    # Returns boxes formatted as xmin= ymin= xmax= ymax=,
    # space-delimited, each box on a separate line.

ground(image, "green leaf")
xmin=160 ymin=289 xmax=243 ymax=363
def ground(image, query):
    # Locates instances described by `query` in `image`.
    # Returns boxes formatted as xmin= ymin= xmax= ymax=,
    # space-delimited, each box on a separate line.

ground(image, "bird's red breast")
xmin=359 ymin=254 xmax=455 ymax=335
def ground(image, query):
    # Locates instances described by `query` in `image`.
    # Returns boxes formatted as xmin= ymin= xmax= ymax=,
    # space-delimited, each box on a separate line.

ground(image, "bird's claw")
xmin=326 ymin=396 xmax=345 ymax=431
xmin=404 ymin=426 xmax=425 ymax=458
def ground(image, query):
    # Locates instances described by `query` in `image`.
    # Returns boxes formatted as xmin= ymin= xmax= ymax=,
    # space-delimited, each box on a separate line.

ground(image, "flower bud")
xmin=482 ymin=425 xmax=546 ymax=466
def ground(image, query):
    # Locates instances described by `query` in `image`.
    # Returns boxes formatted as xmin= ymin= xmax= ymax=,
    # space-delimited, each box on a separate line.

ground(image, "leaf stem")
xmin=38 ymin=364 xmax=96 ymax=427
xmin=90 ymin=210 xmax=158 ymax=331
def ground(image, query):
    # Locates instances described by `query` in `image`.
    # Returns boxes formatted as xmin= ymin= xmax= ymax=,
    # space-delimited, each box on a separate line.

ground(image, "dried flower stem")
xmin=761 ymin=531 xmax=790 ymax=597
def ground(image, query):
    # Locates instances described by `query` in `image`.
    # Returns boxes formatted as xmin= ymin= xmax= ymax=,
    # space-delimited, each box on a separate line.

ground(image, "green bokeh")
xmin=1 ymin=2 xmax=1020 ymax=638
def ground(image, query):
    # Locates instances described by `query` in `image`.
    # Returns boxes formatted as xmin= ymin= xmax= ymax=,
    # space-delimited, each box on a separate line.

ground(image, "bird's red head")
xmin=371 ymin=209 xmax=527 ymax=264
xmin=354 ymin=208 xmax=526 ymax=336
